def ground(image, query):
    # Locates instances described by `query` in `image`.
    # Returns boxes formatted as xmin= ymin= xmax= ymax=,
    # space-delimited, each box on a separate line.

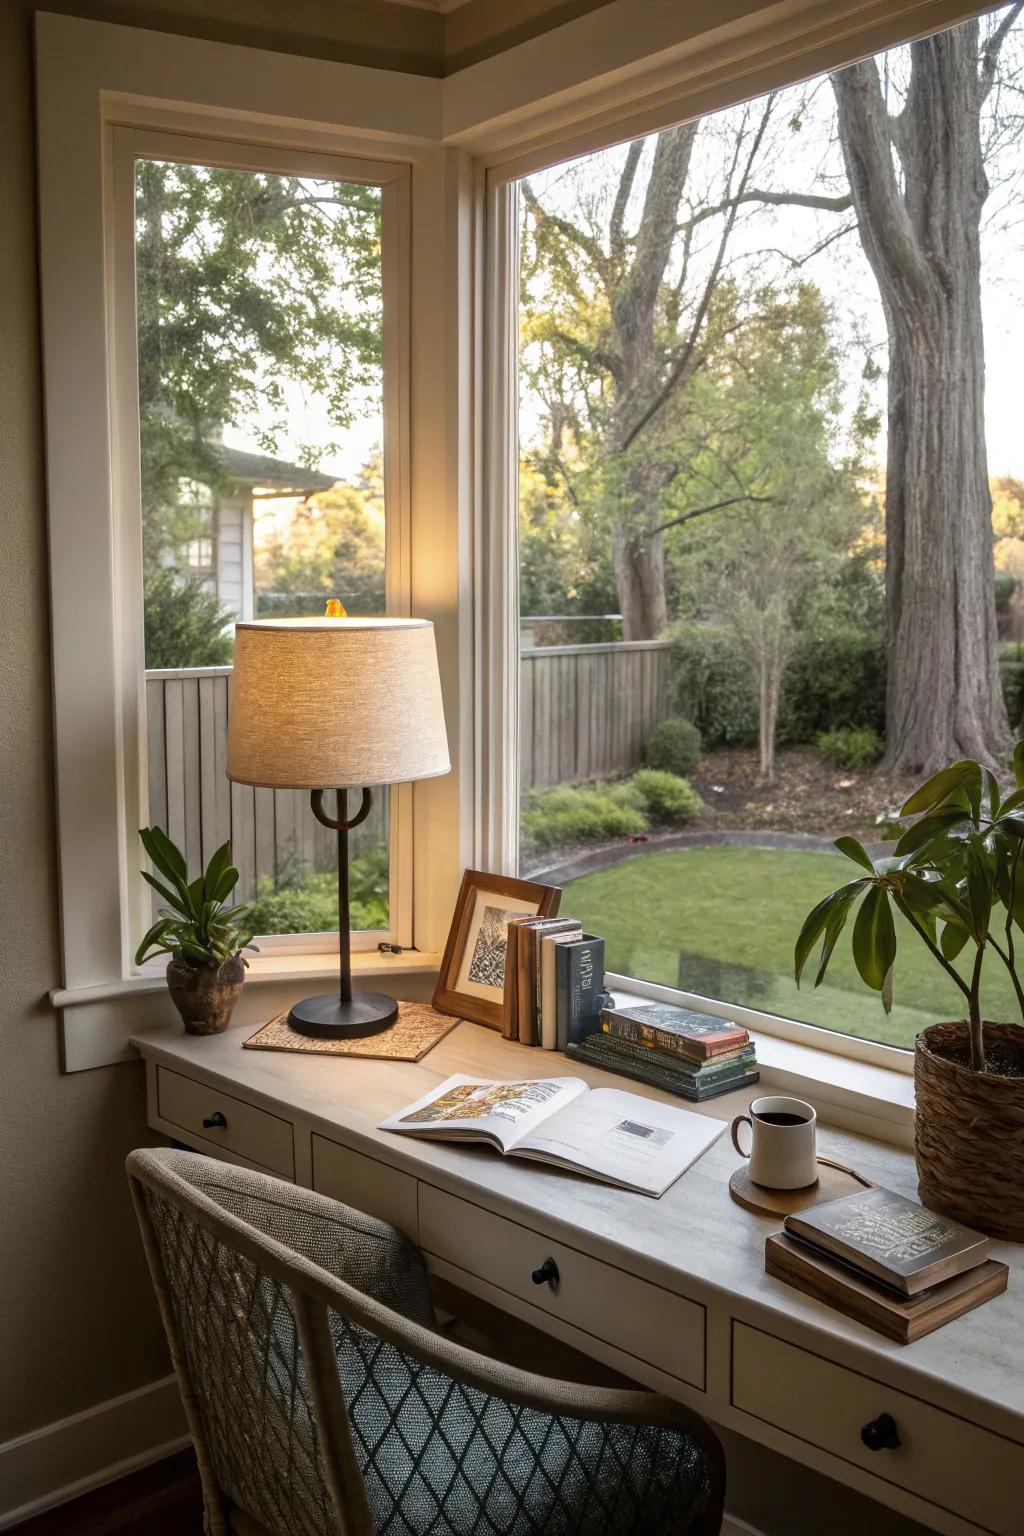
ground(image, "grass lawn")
xmin=564 ymin=846 xmax=1021 ymax=1051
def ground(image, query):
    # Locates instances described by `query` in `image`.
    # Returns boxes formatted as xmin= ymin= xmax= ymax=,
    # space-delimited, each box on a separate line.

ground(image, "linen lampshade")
xmin=226 ymin=618 xmax=450 ymax=790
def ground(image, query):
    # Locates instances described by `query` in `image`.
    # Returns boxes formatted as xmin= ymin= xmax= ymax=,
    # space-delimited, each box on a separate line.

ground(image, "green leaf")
xmin=813 ymin=885 xmax=862 ymax=988
xmin=852 ymin=884 xmax=897 ymax=993
xmin=210 ymin=866 xmax=240 ymax=905
xmin=140 ymin=825 xmax=187 ymax=886
xmin=1014 ymin=740 xmax=1024 ymax=789
xmin=894 ymin=806 xmax=970 ymax=860
xmin=141 ymin=869 xmax=189 ymax=917
xmin=134 ymin=919 xmax=173 ymax=965
xmin=795 ymin=882 xmax=866 ymax=986
xmin=966 ymin=839 xmax=994 ymax=942
xmin=901 ymin=761 xmax=983 ymax=820
xmin=940 ymin=920 xmax=970 ymax=962
xmin=202 ymin=841 xmax=232 ymax=902
xmin=999 ymin=786 xmax=1024 ymax=816
xmin=834 ymin=836 xmax=874 ymax=872
xmin=985 ymin=770 xmax=1000 ymax=819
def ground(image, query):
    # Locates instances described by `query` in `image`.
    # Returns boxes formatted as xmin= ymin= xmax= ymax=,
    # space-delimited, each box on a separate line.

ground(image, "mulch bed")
xmin=689 ymin=745 xmax=920 ymax=839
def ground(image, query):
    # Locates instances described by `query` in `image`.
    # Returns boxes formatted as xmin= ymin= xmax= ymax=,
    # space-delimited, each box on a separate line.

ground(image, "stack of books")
xmin=502 ymin=918 xmax=606 ymax=1050
xmin=567 ymin=1000 xmax=759 ymax=1102
xmin=768 ymin=1186 xmax=1008 ymax=1343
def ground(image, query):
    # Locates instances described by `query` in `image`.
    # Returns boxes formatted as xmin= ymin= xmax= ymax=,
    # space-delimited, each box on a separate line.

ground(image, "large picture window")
xmin=514 ymin=5 xmax=1024 ymax=1052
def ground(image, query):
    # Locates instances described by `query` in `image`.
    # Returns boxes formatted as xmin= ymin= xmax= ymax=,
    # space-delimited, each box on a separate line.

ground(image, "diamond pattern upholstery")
xmin=128 ymin=1148 xmax=723 ymax=1536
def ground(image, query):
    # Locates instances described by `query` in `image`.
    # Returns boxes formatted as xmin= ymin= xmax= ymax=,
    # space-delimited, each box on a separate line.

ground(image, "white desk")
xmin=132 ymin=1018 xmax=1024 ymax=1536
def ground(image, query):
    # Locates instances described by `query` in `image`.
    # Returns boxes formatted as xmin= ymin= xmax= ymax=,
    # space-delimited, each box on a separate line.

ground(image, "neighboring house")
xmin=175 ymin=446 xmax=336 ymax=621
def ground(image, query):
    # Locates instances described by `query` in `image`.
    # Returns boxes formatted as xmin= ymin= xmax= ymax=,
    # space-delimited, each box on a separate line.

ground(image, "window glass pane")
xmin=516 ymin=6 xmax=1024 ymax=1050
xmin=138 ymin=157 xmax=388 ymax=936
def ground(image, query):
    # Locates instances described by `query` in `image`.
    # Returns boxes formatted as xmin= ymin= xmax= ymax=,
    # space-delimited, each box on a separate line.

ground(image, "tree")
xmin=135 ymin=160 xmax=382 ymax=572
xmin=143 ymin=568 xmax=233 ymax=669
xmin=254 ymin=456 xmax=387 ymax=615
xmin=830 ymin=9 xmax=1022 ymax=772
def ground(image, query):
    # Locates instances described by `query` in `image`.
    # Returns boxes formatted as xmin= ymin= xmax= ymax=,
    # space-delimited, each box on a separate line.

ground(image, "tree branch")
xmin=610 ymin=139 xmax=644 ymax=264
xmin=642 ymin=494 xmax=776 ymax=539
xmin=621 ymin=97 xmax=776 ymax=452
xmin=521 ymin=179 xmax=611 ymax=285
xmin=980 ymin=3 xmax=1023 ymax=102
xmin=677 ymin=187 xmax=852 ymax=235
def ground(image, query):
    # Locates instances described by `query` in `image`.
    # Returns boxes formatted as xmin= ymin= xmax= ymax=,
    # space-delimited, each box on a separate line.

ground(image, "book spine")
xmin=517 ymin=927 xmax=536 ymax=1046
xmin=501 ymin=922 xmax=521 ymax=1041
xmin=566 ymin=938 xmax=605 ymax=1046
xmin=555 ymin=943 xmax=571 ymax=1053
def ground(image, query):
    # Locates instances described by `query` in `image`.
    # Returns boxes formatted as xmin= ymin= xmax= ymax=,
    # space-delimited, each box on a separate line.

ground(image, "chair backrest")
xmin=128 ymin=1147 xmax=724 ymax=1536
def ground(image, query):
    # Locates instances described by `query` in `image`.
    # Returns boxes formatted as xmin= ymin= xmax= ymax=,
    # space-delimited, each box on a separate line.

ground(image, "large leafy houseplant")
xmin=137 ymin=826 xmax=257 ymax=1034
xmin=795 ymin=744 xmax=1024 ymax=1239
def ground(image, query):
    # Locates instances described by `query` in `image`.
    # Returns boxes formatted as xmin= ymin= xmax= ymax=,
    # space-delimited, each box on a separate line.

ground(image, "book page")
xmin=514 ymin=1087 xmax=726 ymax=1196
xmin=378 ymin=1074 xmax=589 ymax=1154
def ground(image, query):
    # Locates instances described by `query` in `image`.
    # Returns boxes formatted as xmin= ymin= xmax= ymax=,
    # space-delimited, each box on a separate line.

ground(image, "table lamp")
xmin=226 ymin=613 xmax=450 ymax=1039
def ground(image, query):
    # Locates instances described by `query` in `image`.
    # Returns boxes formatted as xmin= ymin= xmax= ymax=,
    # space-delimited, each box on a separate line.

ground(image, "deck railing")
xmin=145 ymin=639 xmax=673 ymax=895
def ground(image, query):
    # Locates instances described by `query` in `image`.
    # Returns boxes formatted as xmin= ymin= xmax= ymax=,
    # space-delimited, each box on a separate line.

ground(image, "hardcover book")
xmin=784 ymin=1187 xmax=990 ymax=1297
xmin=555 ymin=935 xmax=606 ymax=1050
xmin=569 ymin=1033 xmax=759 ymax=1102
xmin=602 ymin=1001 xmax=748 ymax=1061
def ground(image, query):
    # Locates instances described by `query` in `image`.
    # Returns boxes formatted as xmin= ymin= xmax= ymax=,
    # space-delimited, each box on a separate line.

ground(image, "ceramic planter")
xmin=166 ymin=955 xmax=245 ymax=1036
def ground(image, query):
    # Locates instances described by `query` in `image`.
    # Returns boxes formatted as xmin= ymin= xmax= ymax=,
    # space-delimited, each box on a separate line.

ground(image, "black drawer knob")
xmin=532 ymin=1257 xmax=559 ymax=1287
xmin=861 ymin=1413 xmax=900 ymax=1452
xmin=202 ymin=1111 xmax=228 ymax=1130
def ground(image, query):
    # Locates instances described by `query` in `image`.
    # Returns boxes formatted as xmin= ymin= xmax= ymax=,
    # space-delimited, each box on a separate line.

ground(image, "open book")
xmin=379 ymin=1074 xmax=726 ymax=1197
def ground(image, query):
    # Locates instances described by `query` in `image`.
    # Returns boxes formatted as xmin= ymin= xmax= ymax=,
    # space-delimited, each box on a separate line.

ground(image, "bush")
xmin=631 ymin=770 xmax=703 ymax=825
xmin=645 ymin=716 xmax=702 ymax=777
xmin=816 ymin=727 xmax=884 ymax=770
xmin=1001 ymin=644 xmax=1024 ymax=732
xmin=144 ymin=568 xmax=233 ymax=669
xmin=520 ymin=785 xmax=648 ymax=851
xmin=246 ymin=848 xmax=389 ymax=934
xmin=669 ymin=624 xmax=758 ymax=747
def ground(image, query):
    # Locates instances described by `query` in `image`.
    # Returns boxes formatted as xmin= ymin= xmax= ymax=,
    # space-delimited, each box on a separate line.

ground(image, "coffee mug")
xmin=730 ymin=1095 xmax=817 ymax=1190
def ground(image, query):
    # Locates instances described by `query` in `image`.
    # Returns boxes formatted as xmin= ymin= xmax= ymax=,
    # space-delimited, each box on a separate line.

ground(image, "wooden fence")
xmin=145 ymin=640 xmax=673 ymax=895
xmin=519 ymin=640 xmax=673 ymax=789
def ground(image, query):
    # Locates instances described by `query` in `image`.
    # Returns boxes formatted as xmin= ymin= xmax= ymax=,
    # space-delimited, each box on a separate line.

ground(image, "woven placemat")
xmin=243 ymin=1001 xmax=460 ymax=1062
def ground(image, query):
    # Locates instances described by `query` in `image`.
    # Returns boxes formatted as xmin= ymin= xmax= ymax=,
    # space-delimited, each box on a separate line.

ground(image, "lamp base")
xmin=287 ymin=991 xmax=398 ymax=1039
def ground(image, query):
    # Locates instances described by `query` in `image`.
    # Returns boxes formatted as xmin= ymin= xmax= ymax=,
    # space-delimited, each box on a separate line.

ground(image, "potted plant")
xmin=795 ymin=745 xmax=1024 ymax=1241
xmin=136 ymin=826 xmax=257 ymax=1035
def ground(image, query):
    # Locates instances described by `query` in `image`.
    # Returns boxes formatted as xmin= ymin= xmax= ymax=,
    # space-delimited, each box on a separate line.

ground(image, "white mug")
xmin=731 ymin=1095 xmax=817 ymax=1190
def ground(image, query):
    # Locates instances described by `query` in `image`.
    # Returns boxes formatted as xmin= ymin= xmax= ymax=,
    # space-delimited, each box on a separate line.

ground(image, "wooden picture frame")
xmin=432 ymin=869 xmax=561 ymax=1029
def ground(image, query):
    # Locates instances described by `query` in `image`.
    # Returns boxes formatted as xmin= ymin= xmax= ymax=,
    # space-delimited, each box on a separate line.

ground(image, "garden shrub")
xmin=521 ymin=785 xmax=648 ymax=851
xmin=669 ymin=624 xmax=758 ymax=747
xmin=631 ymin=770 xmax=703 ymax=825
xmin=816 ymin=726 xmax=884 ymax=770
xmin=1000 ymin=644 xmax=1024 ymax=732
xmin=246 ymin=847 xmax=389 ymax=933
xmin=144 ymin=568 xmax=233 ymax=669
xmin=645 ymin=716 xmax=702 ymax=776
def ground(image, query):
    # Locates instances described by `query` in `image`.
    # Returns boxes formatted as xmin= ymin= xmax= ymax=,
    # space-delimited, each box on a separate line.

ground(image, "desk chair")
xmin=127 ymin=1148 xmax=725 ymax=1536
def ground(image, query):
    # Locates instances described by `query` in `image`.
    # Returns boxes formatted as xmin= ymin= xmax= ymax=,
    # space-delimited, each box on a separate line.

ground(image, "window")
xmin=123 ymin=134 xmax=404 ymax=950
xmin=513 ymin=6 xmax=1024 ymax=1054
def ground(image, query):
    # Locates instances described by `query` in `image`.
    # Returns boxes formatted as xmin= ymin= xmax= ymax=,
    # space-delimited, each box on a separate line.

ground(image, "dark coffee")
xmin=755 ymin=1111 xmax=809 ymax=1127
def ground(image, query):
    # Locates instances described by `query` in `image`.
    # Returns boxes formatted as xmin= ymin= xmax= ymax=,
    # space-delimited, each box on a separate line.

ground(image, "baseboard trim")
xmin=0 ymin=1374 xmax=189 ymax=1530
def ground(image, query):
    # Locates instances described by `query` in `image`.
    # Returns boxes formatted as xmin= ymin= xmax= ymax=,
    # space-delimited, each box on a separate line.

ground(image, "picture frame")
xmin=432 ymin=869 xmax=562 ymax=1029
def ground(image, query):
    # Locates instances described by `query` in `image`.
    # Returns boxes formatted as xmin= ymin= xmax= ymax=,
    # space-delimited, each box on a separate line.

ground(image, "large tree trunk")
xmin=832 ymin=25 xmax=1011 ymax=773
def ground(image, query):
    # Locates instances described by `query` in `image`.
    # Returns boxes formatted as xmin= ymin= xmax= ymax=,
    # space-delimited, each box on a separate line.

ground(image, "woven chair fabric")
xmin=129 ymin=1148 xmax=720 ymax=1536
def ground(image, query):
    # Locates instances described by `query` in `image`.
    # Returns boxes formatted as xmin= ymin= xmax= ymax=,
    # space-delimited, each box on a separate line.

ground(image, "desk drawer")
xmin=419 ymin=1185 xmax=704 ymax=1391
xmin=312 ymin=1135 xmax=418 ymax=1240
xmin=156 ymin=1067 xmax=295 ymax=1179
xmin=732 ymin=1322 xmax=1023 ymax=1535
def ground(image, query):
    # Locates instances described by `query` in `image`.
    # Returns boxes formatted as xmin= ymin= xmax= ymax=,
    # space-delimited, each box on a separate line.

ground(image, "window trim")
xmin=474 ymin=0 xmax=998 ymax=1069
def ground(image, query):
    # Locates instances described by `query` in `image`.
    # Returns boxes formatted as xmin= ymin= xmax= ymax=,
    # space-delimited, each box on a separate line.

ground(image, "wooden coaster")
xmin=729 ymin=1156 xmax=873 ymax=1217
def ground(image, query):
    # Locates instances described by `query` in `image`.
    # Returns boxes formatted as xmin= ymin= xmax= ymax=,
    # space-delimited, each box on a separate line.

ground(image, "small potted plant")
xmin=795 ymin=745 xmax=1024 ymax=1241
xmin=136 ymin=826 xmax=257 ymax=1035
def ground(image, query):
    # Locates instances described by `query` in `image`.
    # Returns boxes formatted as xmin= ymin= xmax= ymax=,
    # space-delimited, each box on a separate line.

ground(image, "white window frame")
xmin=472 ymin=0 xmax=1001 ymax=1080
xmin=37 ymin=15 xmax=473 ymax=1068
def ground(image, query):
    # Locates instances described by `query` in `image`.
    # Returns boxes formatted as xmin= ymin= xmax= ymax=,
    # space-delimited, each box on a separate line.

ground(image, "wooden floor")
xmin=9 ymin=1451 xmax=204 ymax=1536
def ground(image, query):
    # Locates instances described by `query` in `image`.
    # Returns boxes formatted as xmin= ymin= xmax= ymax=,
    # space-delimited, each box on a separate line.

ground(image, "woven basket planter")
xmin=915 ymin=1021 xmax=1024 ymax=1242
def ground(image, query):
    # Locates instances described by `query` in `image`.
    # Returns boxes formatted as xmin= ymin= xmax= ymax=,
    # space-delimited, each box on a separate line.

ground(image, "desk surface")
xmin=132 ymin=1015 xmax=1024 ymax=1451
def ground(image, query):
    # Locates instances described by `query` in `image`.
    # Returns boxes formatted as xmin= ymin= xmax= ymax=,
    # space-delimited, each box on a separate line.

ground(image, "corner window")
xmin=513 ymin=6 xmax=1024 ymax=1053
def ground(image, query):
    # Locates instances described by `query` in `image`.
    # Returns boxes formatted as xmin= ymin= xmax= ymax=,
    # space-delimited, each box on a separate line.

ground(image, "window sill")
xmin=53 ymin=950 xmax=442 ymax=1072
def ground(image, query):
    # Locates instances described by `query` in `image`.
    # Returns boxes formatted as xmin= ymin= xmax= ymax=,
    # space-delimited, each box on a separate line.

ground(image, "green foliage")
xmin=816 ymin=727 xmax=885 ymax=770
xmin=518 ymin=461 xmax=615 ymax=621
xmin=1000 ymin=644 xmax=1024 ymax=732
xmin=255 ymin=457 xmax=386 ymax=617
xmin=143 ymin=568 xmax=233 ymax=669
xmin=521 ymin=785 xmax=648 ymax=851
xmin=645 ymin=717 xmax=702 ymax=777
xmin=245 ymin=848 xmax=389 ymax=935
xmin=794 ymin=746 xmax=1024 ymax=1070
xmin=135 ymin=828 xmax=256 ymax=967
xmin=630 ymin=771 xmax=703 ymax=825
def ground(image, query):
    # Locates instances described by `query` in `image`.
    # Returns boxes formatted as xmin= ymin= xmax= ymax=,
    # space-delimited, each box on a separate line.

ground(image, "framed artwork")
xmin=432 ymin=869 xmax=561 ymax=1029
